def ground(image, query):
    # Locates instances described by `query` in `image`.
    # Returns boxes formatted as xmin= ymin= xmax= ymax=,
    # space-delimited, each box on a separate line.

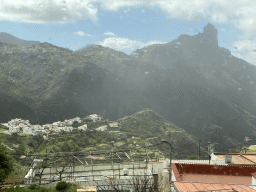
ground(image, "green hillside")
xmin=1 ymin=109 xmax=207 ymax=170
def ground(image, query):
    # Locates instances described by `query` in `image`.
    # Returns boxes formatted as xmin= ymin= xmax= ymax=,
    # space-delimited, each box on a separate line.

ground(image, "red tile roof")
xmin=173 ymin=182 xmax=256 ymax=192
xmin=173 ymin=163 xmax=256 ymax=177
xmin=181 ymin=174 xmax=251 ymax=184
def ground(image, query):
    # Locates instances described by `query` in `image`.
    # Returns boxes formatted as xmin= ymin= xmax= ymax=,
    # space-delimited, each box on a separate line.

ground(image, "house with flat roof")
xmin=173 ymin=182 xmax=256 ymax=191
xmin=212 ymin=153 xmax=256 ymax=165
xmin=170 ymin=163 xmax=256 ymax=191
xmin=78 ymin=124 xmax=87 ymax=131
xmin=9 ymin=126 xmax=20 ymax=133
xmin=109 ymin=123 xmax=118 ymax=128
xmin=95 ymin=125 xmax=107 ymax=132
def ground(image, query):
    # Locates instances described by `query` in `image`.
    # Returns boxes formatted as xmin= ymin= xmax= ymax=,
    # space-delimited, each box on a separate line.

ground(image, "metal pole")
xmin=198 ymin=138 xmax=201 ymax=158
xmin=73 ymin=155 xmax=75 ymax=182
xmin=91 ymin=159 xmax=94 ymax=180
xmin=133 ymin=163 xmax=134 ymax=177
xmin=111 ymin=141 xmax=114 ymax=178
xmin=112 ymin=149 xmax=114 ymax=178
xmin=170 ymin=147 xmax=172 ymax=184
xmin=161 ymin=139 xmax=172 ymax=186
xmin=208 ymin=142 xmax=211 ymax=164
xmin=50 ymin=165 xmax=51 ymax=183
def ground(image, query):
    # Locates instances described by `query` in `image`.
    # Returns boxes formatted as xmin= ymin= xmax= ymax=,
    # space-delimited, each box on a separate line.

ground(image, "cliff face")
xmin=1 ymin=23 xmax=256 ymax=151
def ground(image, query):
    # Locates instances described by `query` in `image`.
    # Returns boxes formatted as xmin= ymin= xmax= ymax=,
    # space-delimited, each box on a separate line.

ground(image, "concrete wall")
xmin=33 ymin=162 xmax=163 ymax=184
xmin=161 ymin=159 xmax=226 ymax=166
xmin=42 ymin=162 xmax=148 ymax=174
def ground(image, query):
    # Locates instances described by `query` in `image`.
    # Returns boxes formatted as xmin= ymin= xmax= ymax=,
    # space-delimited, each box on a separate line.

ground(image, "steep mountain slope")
xmin=116 ymin=108 xmax=208 ymax=158
xmin=1 ymin=23 xmax=256 ymax=151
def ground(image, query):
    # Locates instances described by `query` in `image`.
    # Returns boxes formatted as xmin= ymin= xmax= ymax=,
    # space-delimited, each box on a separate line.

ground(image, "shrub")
xmin=28 ymin=184 xmax=39 ymax=190
xmin=55 ymin=181 xmax=68 ymax=191
xmin=187 ymin=154 xmax=201 ymax=160
xmin=38 ymin=187 xmax=48 ymax=192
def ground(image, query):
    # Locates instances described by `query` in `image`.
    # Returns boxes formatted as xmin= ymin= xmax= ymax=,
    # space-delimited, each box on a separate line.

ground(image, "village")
xmin=0 ymin=114 xmax=118 ymax=138
xmin=3 ymin=115 xmax=256 ymax=191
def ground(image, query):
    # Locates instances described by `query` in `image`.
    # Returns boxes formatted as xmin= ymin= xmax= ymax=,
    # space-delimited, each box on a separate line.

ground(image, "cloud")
xmin=231 ymin=39 xmax=256 ymax=65
xmin=74 ymin=31 xmax=92 ymax=36
xmin=219 ymin=28 xmax=226 ymax=32
xmin=99 ymin=0 xmax=145 ymax=11
xmin=0 ymin=0 xmax=98 ymax=24
xmin=1 ymin=0 xmax=255 ymax=38
xmin=98 ymin=37 xmax=166 ymax=53
xmin=96 ymin=0 xmax=255 ymax=63
xmin=98 ymin=0 xmax=256 ymax=38
xmin=104 ymin=32 xmax=116 ymax=36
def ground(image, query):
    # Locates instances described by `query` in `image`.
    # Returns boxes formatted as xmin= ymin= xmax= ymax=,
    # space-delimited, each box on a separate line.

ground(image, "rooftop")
xmin=173 ymin=182 xmax=256 ymax=192
xmin=172 ymin=163 xmax=256 ymax=184
xmin=215 ymin=153 xmax=256 ymax=164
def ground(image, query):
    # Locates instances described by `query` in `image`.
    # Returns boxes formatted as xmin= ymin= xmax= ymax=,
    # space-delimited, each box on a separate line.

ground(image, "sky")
xmin=0 ymin=0 xmax=255 ymax=65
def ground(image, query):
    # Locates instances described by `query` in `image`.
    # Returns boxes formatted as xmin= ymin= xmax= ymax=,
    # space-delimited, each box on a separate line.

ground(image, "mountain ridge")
xmin=0 ymin=32 xmax=41 ymax=46
xmin=1 ymin=23 xmax=256 ymax=151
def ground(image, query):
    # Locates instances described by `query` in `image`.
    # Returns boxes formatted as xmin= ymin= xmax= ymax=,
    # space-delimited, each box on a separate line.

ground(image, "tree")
xmin=37 ymin=158 xmax=49 ymax=185
xmin=241 ymin=146 xmax=249 ymax=154
xmin=0 ymin=140 xmax=14 ymax=184
xmin=72 ymin=121 xmax=79 ymax=128
xmin=229 ymin=148 xmax=239 ymax=153
xmin=187 ymin=154 xmax=201 ymax=160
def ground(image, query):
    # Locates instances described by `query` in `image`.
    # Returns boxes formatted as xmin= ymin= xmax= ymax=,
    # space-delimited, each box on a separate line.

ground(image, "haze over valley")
xmin=1 ymin=0 xmax=256 ymax=157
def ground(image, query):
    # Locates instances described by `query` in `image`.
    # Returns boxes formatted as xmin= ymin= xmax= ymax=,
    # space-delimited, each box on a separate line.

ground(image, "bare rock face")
xmin=176 ymin=23 xmax=218 ymax=48
xmin=202 ymin=23 xmax=218 ymax=47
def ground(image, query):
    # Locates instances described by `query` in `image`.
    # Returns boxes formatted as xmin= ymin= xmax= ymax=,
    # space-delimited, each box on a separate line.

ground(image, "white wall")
xmin=161 ymin=159 xmax=226 ymax=166
xmin=250 ymin=177 xmax=256 ymax=191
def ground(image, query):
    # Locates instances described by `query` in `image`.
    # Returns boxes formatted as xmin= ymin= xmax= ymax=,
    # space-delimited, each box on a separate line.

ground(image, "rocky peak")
xmin=201 ymin=23 xmax=218 ymax=47
xmin=176 ymin=23 xmax=218 ymax=48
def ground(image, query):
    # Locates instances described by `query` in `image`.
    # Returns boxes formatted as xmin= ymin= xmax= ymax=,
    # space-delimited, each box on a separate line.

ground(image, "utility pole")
xmin=198 ymin=138 xmax=201 ymax=158
xmin=208 ymin=142 xmax=211 ymax=164
xmin=111 ymin=141 xmax=114 ymax=178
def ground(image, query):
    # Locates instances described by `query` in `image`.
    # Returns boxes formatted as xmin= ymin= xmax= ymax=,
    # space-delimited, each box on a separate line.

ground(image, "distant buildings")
xmin=95 ymin=125 xmax=107 ymax=131
xmin=89 ymin=114 xmax=100 ymax=122
xmin=78 ymin=124 xmax=87 ymax=131
xmin=109 ymin=123 xmax=118 ymax=128
xmin=1 ymin=114 xmax=117 ymax=136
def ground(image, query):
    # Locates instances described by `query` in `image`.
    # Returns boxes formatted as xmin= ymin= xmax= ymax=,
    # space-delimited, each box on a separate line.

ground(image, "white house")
xmin=19 ymin=123 xmax=26 ymax=128
xmin=64 ymin=119 xmax=73 ymax=126
xmin=96 ymin=125 xmax=107 ymax=131
xmin=78 ymin=124 xmax=87 ymax=131
xmin=43 ymin=135 xmax=48 ymax=140
xmin=53 ymin=121 xmax=63 ymax=126
xmin=73 ymin=117 xmax=82 ymax=123
xmin=109 ymin=123 xmax=118 ymax=128
xmin=22 ymin=127 xmax=33 ymax=135
xmin=9 ymin=126 xmax=20 ymax=133
xmin=63 ymin=126 xmax=73 ymax=132
xmin=1 ymin=123 xmax=8 ymax=127
xmin=89 ymin=114 xmax=100 ymax=122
